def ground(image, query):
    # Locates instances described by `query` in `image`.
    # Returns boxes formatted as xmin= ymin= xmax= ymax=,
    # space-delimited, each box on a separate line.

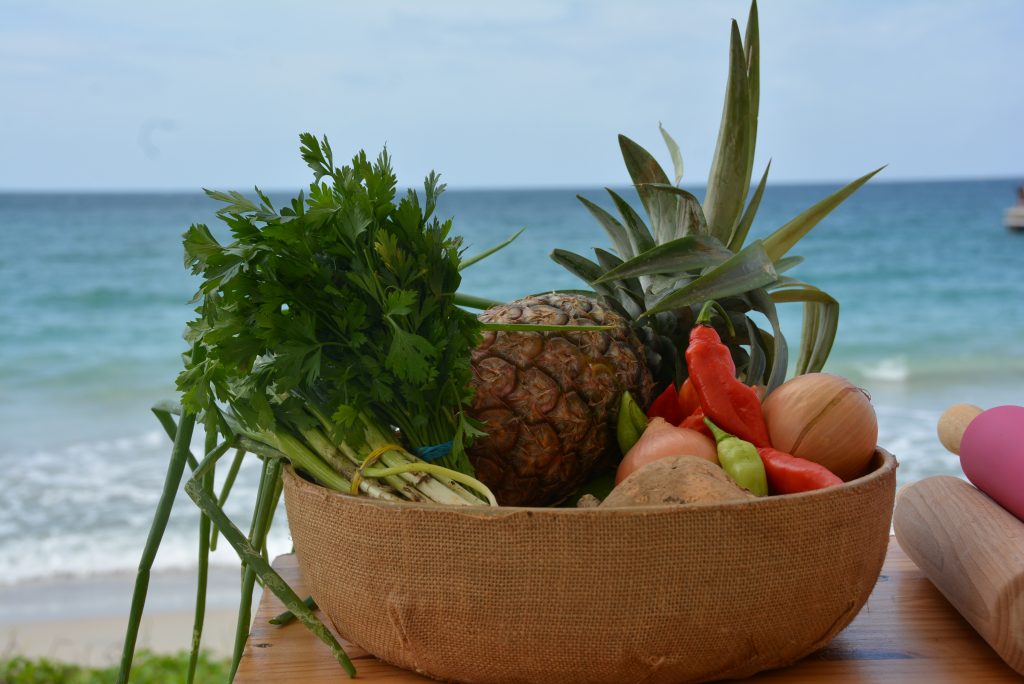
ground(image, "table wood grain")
xmin=234 ymin=537 xmax=1022 ymax=682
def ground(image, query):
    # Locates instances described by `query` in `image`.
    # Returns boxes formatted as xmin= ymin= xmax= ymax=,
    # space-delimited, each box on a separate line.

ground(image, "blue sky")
xmin=3 ymin=1 xmax=1022 ymax=190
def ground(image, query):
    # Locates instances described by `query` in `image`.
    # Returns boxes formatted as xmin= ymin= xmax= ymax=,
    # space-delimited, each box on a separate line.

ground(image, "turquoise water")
xmin=1 ymin=181 xmax=1022 ymax=581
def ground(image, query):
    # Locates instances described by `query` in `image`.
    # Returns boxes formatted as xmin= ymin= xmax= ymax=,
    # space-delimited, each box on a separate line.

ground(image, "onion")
xmin=615 ymin=418 xmax=719 ymax=484
xmin=762 ymin=373 xmax=878 ymax=481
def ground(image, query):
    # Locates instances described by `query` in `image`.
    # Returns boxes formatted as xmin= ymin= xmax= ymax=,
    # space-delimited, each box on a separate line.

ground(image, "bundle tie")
xmin=415 ymin=440 xmax=454 ymax=463
xmin=350 ymin=443 xmax=404 ymax=495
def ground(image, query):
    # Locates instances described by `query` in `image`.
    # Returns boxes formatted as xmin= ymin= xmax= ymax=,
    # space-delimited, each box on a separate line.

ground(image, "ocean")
xmin=2 ymin=180 xmax=1023 ymax=583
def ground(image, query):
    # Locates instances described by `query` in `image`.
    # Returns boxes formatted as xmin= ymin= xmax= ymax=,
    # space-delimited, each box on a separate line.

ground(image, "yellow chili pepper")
xmin=705 ymin=418 xmax=768 ymax=496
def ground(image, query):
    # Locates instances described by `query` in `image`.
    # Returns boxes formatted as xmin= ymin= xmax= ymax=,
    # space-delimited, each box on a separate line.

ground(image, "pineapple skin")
xmin=467 ymin=293 xmax=653 ymax=506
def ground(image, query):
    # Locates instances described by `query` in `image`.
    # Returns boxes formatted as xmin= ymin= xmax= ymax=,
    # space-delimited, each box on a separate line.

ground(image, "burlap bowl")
xmin=283 ymin=448 xmax=896 ymax=684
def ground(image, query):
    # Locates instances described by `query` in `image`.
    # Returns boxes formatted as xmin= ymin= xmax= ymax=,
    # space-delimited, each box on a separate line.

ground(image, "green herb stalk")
xmin=179 ymin=134 xmax=494 ymax=499
xmin=120 ymin=137 xmax=520 ymax=683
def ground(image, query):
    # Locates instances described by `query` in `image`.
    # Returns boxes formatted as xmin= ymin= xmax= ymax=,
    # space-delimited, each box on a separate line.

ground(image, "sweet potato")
xmin=600 ymin=455 xmax=755 ymax=508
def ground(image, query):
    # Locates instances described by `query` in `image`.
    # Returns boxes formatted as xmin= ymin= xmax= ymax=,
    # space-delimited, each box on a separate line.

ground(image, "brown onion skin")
xmin=615 ymin=418 xmax=719 ymax=485
xmin=762 ymin=373 xmax=878 ymax=481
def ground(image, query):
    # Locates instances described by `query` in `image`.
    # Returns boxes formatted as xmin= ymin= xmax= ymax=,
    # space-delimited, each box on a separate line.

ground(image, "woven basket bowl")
xmin=283 ymin=448 xmax=896 ymax=684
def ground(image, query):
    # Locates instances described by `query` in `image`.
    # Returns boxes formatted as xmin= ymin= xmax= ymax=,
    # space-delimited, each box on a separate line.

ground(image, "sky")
xmin=2 ymin=0 xmax=1022 ymax=190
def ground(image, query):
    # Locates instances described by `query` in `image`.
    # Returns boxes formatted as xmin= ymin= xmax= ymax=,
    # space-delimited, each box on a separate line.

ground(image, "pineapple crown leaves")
xmin=554 ymin=0 xmax=882 ymax=393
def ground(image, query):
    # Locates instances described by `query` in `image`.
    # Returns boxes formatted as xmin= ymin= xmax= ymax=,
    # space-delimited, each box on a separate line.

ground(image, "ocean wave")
xmin=855 ymin=357 xmax=911 ymax=383
xmin=0 ymin=428 xmax=285 ymax=585
xmin=874 ymin=403 xmax=964 ymax=483
xmin=828 ymin=353 xmax=1024 ymax=388
xmin=0 ymin=527 xmax=295 ymax=585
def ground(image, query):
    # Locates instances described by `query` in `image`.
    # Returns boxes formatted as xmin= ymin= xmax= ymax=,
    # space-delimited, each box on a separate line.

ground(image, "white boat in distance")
xmin=1007 ymin=186 xmax=1024 ymax=232
xmin=1006 ymin=206 xmax=1024 ymax=232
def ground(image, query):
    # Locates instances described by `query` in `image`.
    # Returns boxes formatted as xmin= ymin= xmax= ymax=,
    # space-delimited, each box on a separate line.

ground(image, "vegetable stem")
xmin=229 ymin=456 xmax=281 ymax=681
xmin=269 ymin=596 xmax=317 ymax=626
xmin=116 ymin=410 xmax=196 ymax=684
xmin=210 ymin=447 xmax=246 ymax=551
xmin=364 ymin=463 xmax=496 ymax=505
xmin=453 ymin=292 xmax=503 ymax=310
xmin=183 ymin=457 xmax=355 ymax=678
xmin=186 ymin=424 xmax=218 ymax=684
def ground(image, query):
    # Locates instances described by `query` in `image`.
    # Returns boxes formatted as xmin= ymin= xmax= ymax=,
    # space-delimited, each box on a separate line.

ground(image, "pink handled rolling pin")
xmin=893 ymin=403 xmax=1024 ymax=675
xmin=937 ymin=404 xmax=1024 ymax=521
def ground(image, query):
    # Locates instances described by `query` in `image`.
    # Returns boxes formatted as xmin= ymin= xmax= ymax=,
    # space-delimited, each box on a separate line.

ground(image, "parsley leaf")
xmin=178 ymin=134 xmax=484 ymax=474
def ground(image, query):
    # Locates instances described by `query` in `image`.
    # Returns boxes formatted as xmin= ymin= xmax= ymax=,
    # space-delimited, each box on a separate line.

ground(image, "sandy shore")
xmin=0 ymin=566 xmax=257 ymax=667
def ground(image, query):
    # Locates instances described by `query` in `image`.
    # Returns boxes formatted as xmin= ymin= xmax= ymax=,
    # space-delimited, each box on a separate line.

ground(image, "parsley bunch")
xmin=179 ymin=134 xmax=484 ymax=476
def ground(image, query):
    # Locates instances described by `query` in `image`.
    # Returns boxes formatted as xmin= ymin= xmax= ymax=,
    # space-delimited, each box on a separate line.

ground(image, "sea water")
xmin=1 ymin=180 xmax=1022 ymax=582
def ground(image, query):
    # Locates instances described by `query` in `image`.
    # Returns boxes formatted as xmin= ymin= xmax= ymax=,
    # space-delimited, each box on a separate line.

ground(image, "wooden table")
xmin=235 ymin=538 xmax=1022 ymax=682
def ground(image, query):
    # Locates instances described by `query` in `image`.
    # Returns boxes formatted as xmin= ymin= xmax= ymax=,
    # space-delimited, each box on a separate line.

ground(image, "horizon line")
xmin=1 ymin=174 xmax=1021 ymax=195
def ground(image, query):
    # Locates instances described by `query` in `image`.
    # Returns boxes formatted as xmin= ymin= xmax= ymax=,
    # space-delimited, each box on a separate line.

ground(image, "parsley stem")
xmin=299 ymin=427 xmax=411 ymax=501
xmin=237 ymin=423 xmax=350 ymax=494
xmin=363 ymin=463 xmax=496 ymax=506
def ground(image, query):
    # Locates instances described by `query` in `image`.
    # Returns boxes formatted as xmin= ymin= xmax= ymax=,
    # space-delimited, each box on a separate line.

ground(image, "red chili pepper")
xmin=685 ymin=300 xmax=772 ymax=448
xmin=678 ymin=378 xmax=701 ymax=418
xmin=646 ymin=384 xmax=687 ymax=424
xmin=678 ymin=407 xmax=713 ymax=439
xmin=757 ymin=447 xmax=843 ymax=494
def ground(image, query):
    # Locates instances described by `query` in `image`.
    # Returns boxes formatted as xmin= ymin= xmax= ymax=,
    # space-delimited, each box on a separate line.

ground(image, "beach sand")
xmin=0 ymin=566 xmax=256 ymax=667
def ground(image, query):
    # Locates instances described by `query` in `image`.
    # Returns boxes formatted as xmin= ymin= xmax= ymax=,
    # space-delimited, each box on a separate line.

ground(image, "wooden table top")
xmin=234 ymin=537 xmax=1022 ymax=683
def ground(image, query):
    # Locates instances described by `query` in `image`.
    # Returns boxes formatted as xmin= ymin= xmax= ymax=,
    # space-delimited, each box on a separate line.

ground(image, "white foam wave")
xmin=10 ymin=429 xmax=165 ymax=457
xmin=0 ymin=427 xmax=283 ymax=584
xmin=874 ymin=403 xmax=964 ymax=484
xmin=0 ymin=526 xmax=295 ymax=585
xmin=856 ymin=357 xmax=910 ymax=383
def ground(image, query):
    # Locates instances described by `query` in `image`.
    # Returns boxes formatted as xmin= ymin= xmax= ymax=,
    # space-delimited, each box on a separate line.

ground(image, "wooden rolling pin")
xmin=894 ymin=404 xmax=1024 ymax=675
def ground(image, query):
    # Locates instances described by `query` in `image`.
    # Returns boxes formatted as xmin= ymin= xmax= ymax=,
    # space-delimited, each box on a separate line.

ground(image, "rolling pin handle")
xmin=937 ymin=404 xmax=983 ymax=456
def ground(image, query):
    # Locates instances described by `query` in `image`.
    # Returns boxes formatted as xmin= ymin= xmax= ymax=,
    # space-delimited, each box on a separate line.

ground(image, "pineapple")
xmin=467 ymin=1 xmax=880 ymax=506
xmin=467 ymin=293 xmax=652 ymax=506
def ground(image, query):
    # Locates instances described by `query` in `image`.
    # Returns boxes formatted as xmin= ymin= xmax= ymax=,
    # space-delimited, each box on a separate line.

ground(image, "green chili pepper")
xmin=705 ymin=418 xmax=768 ymax=496
xmin=617 ymin=391 xmax=649 ymax=456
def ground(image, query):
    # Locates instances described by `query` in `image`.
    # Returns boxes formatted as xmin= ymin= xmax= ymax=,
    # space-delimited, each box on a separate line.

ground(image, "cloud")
xmin=1 ymin=0 xmax=1021 ymax=189
xmin=138 ymin=118 xmax=177 ymax=160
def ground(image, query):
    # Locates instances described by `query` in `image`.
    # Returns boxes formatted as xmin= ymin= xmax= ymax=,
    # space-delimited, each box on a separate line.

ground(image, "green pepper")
xmin=705 ymin=418 xmax=768 ymax=496
xmin=616 ymin=390 xmax=649 ymax=456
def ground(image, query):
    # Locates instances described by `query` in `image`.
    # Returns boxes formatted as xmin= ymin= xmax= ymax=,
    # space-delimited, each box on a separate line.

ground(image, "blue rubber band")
xmin=415 ymin=440 xmax=454 ymax=462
